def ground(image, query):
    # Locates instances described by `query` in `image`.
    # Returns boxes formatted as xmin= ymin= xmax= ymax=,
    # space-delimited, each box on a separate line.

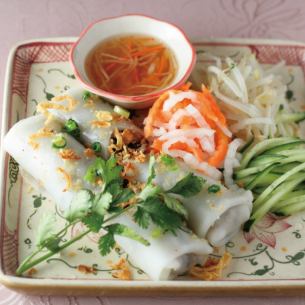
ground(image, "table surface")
xmin=2 ymin=0 xmax=305 ymax=303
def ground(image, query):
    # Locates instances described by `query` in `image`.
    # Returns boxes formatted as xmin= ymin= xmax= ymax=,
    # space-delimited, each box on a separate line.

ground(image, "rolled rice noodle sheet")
xmin=38 ymin=88 xmax=142 ymax=158
xmin=113 ymin=214 xmax=212 ymax=280
xmin=128 ymin=160 xmax=253 ymax=246
xmin=3 ymin=115 xmax=93 ymax=211
xmin=3 ymin=115 xmax=212 ymax=281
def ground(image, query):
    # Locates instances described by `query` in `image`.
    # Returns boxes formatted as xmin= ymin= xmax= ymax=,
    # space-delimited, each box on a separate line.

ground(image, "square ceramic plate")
xmin=2 ymin=37 xmax=305 ymax=296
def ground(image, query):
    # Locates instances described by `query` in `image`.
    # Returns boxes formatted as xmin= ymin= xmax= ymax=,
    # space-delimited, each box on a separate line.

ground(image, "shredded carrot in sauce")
xmin=189 ymin=252 xmax=232 ymax=281
xmin=85 ymin=34 xmax=177 ymax=96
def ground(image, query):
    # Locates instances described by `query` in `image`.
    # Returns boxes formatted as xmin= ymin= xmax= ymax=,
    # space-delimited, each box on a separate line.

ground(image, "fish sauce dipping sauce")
xmin=85 ymin=34 xmax=178 ymax=96
xmin=70 ymin=15 xmax=196 ymax=108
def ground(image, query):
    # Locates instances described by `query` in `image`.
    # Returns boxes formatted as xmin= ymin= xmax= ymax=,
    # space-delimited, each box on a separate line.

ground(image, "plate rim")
xmin=2 ymin=36 xmax=305 ymax=296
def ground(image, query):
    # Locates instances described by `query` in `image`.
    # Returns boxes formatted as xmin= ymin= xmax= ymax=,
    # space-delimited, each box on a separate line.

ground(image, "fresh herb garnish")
xmin=63 ymin=119 xmax=80 ymax=139
xmin=113 ymin=105 xmax=130 ymax=119
xmin=82 ymin=91 xmax=91 ymax=102
xmin=133 ymin=156 xmax=204 ymax=232
xmin=91 ymin=142 xmax=102 ymax=153
xmin=16 ymin=155 xmax=205 ymax=276
xmin=160 ymin=154 xmax=178 ymax=171
xmin=208 ymin=184 xmax=221 ymax=193
xmin=167 ymin=173 xmax=206 ymax=197
xmin=99 ymin=223 xmax=150 ymax=255
xmin=52 ymin=134 xmax=67 ymax=149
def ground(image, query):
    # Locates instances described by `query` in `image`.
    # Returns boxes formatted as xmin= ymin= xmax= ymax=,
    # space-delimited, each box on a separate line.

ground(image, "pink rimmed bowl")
xmin=70 ymin=14 xmax=196 ymax=109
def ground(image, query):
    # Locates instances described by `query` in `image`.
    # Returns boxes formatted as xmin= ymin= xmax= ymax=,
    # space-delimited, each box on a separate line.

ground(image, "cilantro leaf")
xmin=147 ymin=155 xmax=156 ymax=185
xmin=103 ymin=155 xmax=123 ymax=185
xmin=82 ymin=212 xmax=104 ymax=233
xmin=161 ymin=193 xmax=188 ymax=219
xmin=133 ymin=207 xmax=150 ymax=229
xmin=138 ymin=184 xmax=161 ymax=201
xmin=98 ymin=233 xmax=116 ymax=256
xmin=36 ymin=213 xmax=57 ymax=247
xmin=160 ymin=154 xmax=178 ymax=171
xmin=113 ymin=188 xmax=134 ymax=204
xmin=167 ymin=173 xmax=205 ymax=197
xmin=106 ymin=182 xmax=134 ymax=205
xmin=43 ymin=236 xmax=61 ymax=252
xmin=64 ymin=190 xmax=93 ymax=222
xmin=84 ymin=156 xmax=123 ymax=187
xmin=141 ymin=196 xmax=183 ymax=233
xmin=107 ymin=223 xmax=150 ymax=246
xmin=92 ymin=192 xmax=112 ymax=216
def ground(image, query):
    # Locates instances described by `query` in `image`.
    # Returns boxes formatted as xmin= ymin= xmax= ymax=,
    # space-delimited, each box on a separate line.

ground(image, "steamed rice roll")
xmin=37 ymin=88 xmax=143 ymax=158
xmin=113 ymin=214 xmax=212 ymax=280
xmin=125 ymin=159 xmax=253 ymax=246
xmin=3 ymin=115 xmax=212 ymax=280
xmin=3 ymin=115 xmax=94 ymax=211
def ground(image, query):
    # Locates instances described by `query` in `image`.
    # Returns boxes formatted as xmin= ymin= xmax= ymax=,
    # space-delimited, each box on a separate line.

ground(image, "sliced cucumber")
xmin=245 ymin=163 xmax=279 ymax=190
xmin=249 ymin=154 xmax=286 ymax=167
xmin=235 ymin=166 xmax=265 ymax=179
xmin=272 ymin=193 xmax=305 ymax=212
xmin=263 ymin=140 xmax=305 ymax=154
xmin=271 ymin=162 xmax=301 ymax=174
xmin=247 ymin=173 xmax=305 ymax=229
xmin=253 ymin=162 xmax=305 ymax=211
xmin=278 ymin=149 xmax=305 ymax=156
xmin=239 ymin=137 xmax=297 ymax=169
xmin=276 ymin=196 xmax=305 ymax=215
xmin=276 ymin=112 xmax=305 ymax=124
xmin=236 ymin=154 xmax=305 ymax=180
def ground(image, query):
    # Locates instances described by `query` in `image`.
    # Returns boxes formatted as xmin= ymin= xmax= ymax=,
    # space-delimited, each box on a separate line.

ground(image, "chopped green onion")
xmin=63 ymin=119 xmax=80 ymax=138
xmin=82 ymin=91 xmax=91 ymax=102
xmin=208 ymin=184 xmax=220 ymax=193
xmin=114 ymin=105 xmax=130 ymax=119
xmin=52 ymin=134 xmax=67 ymax=149
xmin=91 ymin=142 xmax=102 ymax=153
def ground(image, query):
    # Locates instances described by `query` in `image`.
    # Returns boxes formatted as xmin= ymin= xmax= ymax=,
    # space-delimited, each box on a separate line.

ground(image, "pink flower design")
xmin=243 ymin=213 xmax=292 ymax=248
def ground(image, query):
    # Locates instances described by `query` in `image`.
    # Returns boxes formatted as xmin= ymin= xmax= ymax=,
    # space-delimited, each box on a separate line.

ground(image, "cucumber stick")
xmin=246 ymin=173 xmax=305 ymax=229
xmin=263 ymin=140 xmax=305 ymax=154
xmin=253 ymin=162 xmax=305 ymax=211
xmin=272 ymin=193 xmax=305 ymax=212
xmin=276 ymin=196 xmax=305 ymax=215
xmin=245 ymin=163 xmax=279 ymax=190
xmin=239 ymin=137 xmax=298 ymax=169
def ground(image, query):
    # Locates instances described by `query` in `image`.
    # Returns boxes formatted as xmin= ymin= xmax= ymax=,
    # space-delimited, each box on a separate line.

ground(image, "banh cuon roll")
xmin=5 ymin=50 xmax=305 ymax=281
